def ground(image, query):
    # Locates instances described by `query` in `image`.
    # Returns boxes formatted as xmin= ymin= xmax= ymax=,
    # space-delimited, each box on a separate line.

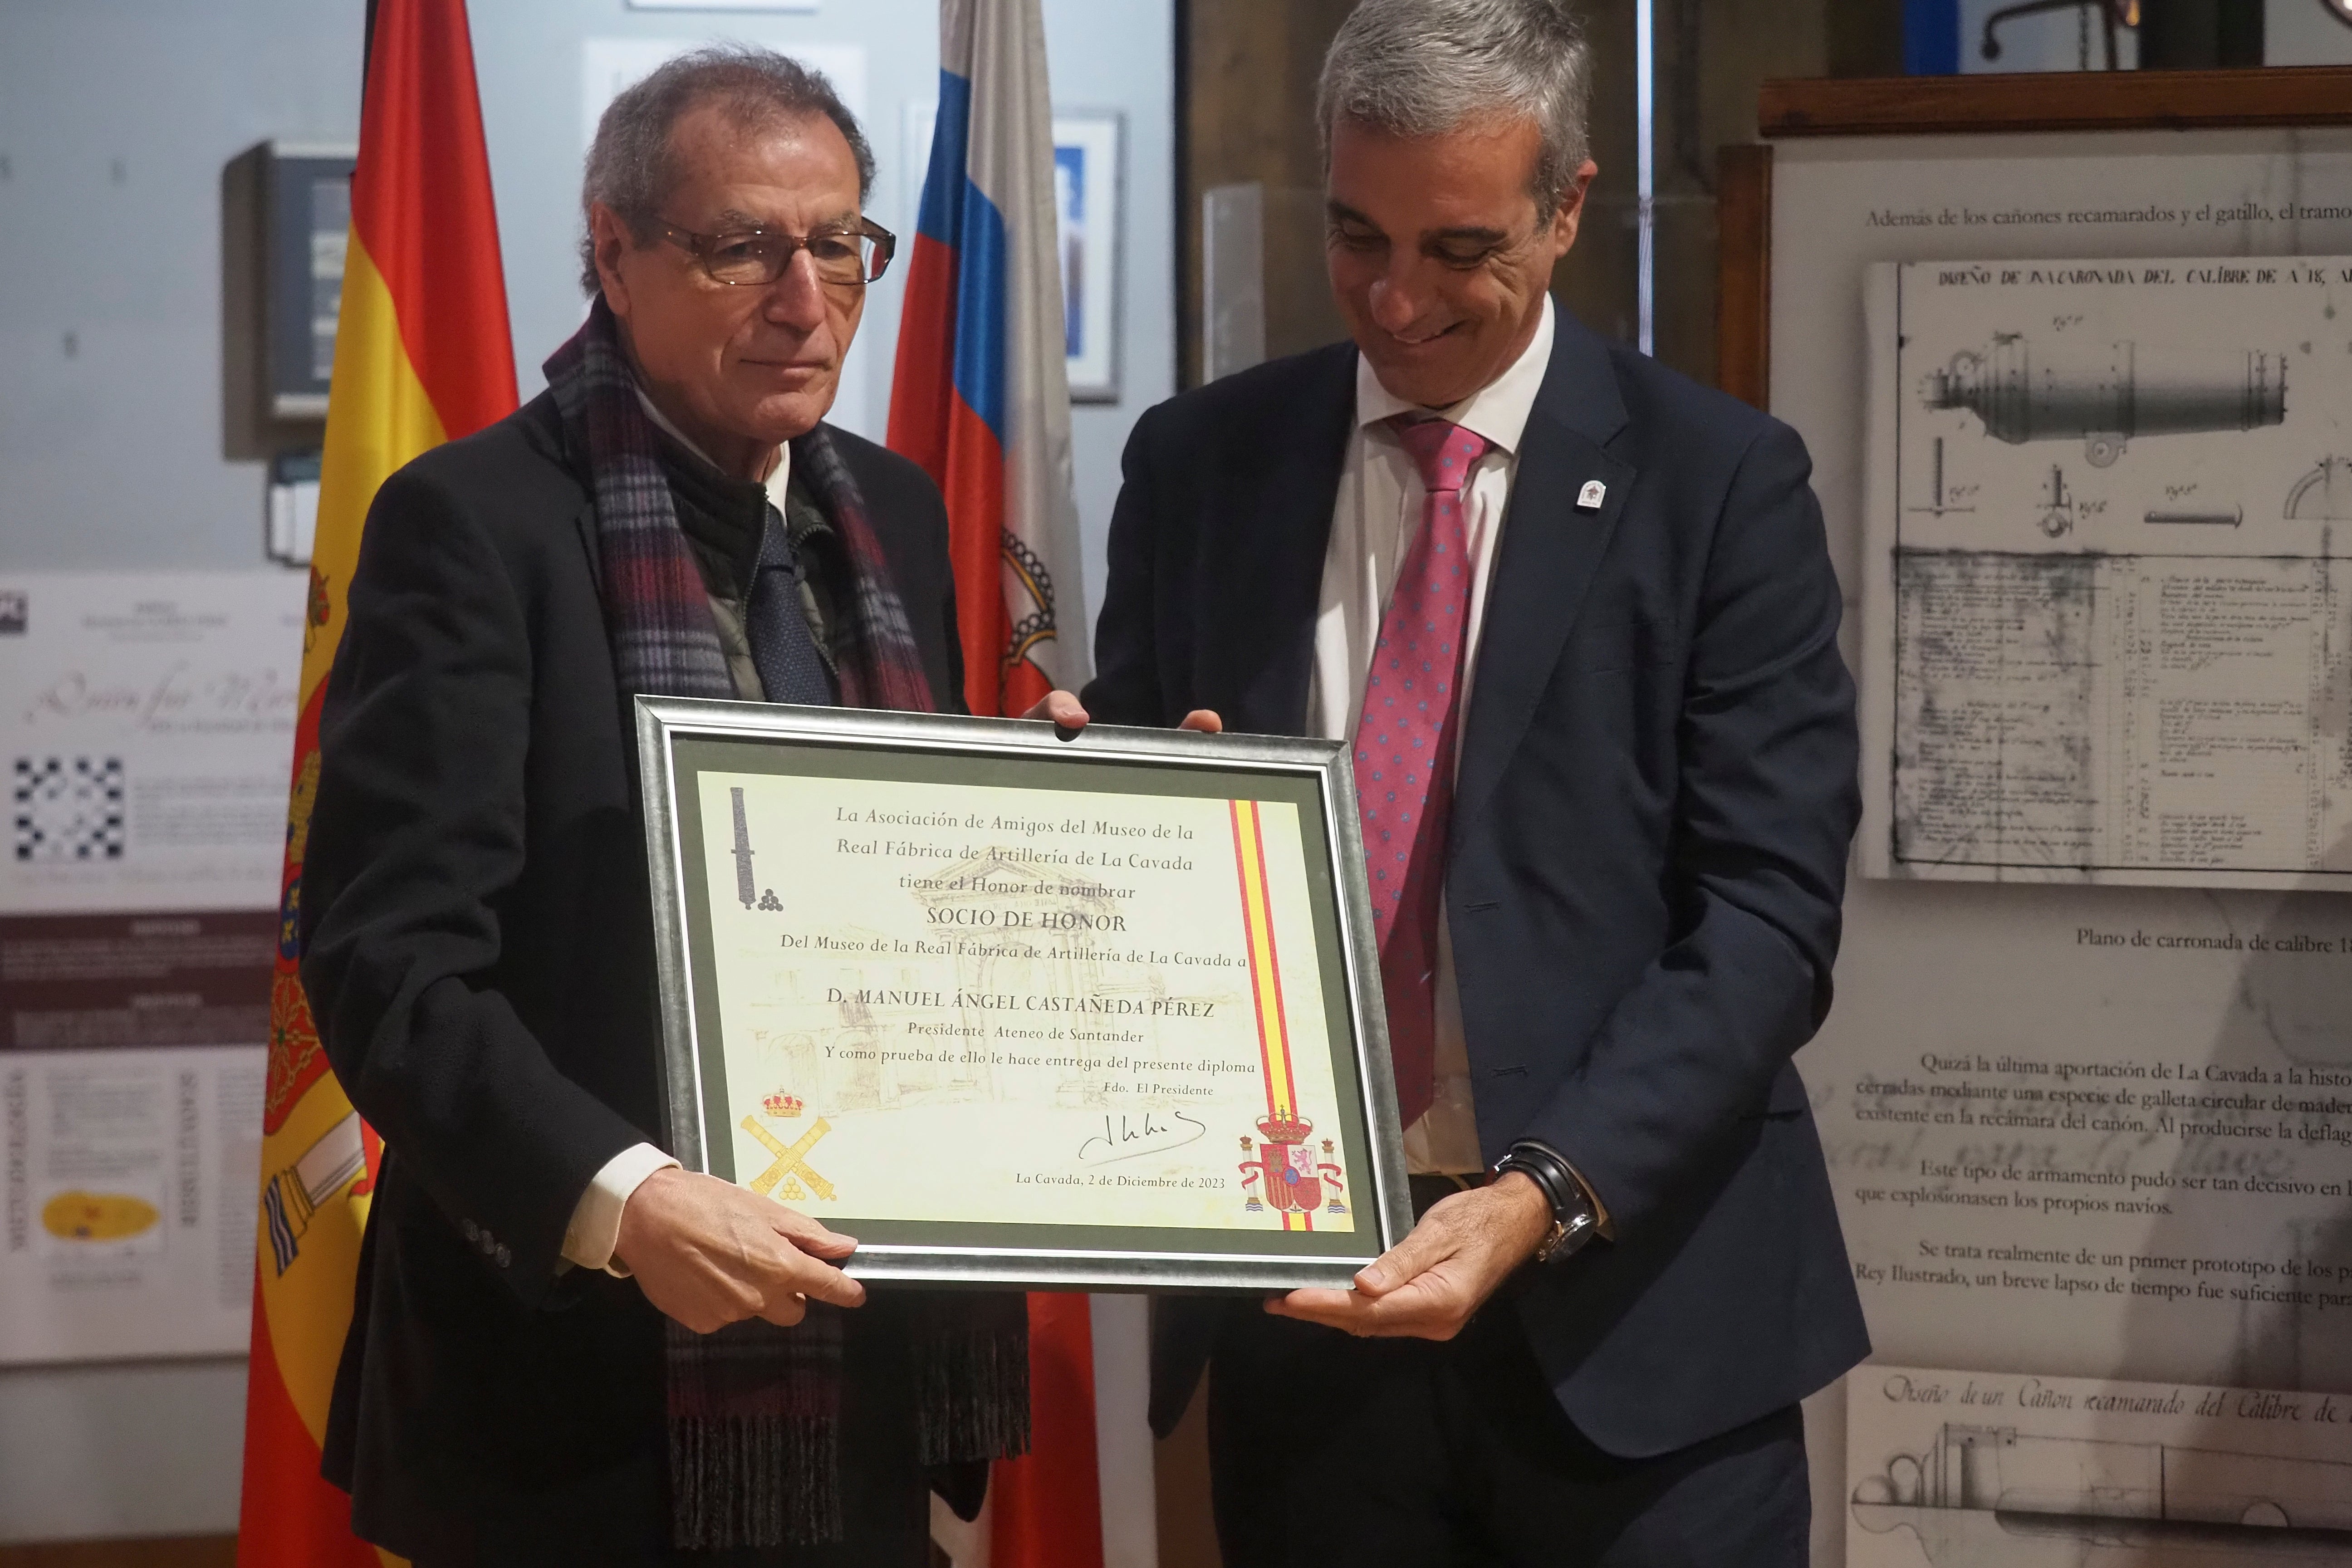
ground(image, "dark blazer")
xmin=1083 ymin=312 xmax=1870 ymax=1460
xmin=299 ymin=392 xmax=963 ymax=1563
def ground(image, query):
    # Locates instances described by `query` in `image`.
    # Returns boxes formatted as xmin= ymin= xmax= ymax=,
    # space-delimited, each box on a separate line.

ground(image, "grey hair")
xmin=578 ymin=43 xmax=875 ymax=294
xmin=1317 ymin=0 xmax=1592 ymax=222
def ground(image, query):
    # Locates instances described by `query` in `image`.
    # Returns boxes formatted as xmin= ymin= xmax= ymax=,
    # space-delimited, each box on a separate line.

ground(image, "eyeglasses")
xmin=658 ymin=219 xmax=897 ymax=288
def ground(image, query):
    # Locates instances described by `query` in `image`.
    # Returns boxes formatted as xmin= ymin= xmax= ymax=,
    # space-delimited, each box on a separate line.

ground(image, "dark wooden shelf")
xmin=1760 ymin=66 xmax=2352 ymax=139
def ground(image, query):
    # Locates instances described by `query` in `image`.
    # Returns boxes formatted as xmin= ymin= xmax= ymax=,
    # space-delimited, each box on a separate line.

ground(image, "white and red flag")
xmin=888 ymin=0 xmax=1088 ymax=718
xmin=890 ymin=4 xmax=1115 ymax=1564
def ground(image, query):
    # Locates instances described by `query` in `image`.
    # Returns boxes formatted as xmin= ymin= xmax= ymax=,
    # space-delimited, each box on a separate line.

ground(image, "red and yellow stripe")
xmin=1229 ymin=800 xmax=1299 ymax=1121
xmin=1231 ymin=800 xmax=1317 ymax=1230
xmin=240 ymin=5 xmax=514 ymax=1566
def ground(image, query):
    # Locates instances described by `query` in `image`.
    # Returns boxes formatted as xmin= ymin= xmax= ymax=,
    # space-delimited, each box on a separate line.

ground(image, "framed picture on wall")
xmin=1053 ymin=112 xmax=1123 ymax=402
xmin=903 ymin=105 xmax=1126 ymax=403
xmin=263 ymin=142 xmax=357 ymax=420
xmin=1705 ymin=71 xmax=2352 ymax=1489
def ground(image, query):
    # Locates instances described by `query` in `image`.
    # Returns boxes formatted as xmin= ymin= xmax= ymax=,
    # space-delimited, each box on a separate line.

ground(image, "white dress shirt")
xmin=1305 ymin=297 xmax=1556 ymax=1176
xmin=559 ymin=392 xmax=797 ymax=1276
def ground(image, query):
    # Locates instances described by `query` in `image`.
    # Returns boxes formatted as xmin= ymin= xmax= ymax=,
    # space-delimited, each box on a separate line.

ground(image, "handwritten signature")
xmin=1078 ymin=1111 xmax=1206 ymax=1166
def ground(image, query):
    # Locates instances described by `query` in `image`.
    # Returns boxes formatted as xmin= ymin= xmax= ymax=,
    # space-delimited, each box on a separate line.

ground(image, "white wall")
xmin=2270 ymin=0 xmax=2352 ymax=64
xmin=0 ymin=0 xmax=1174 ymax=1543
xmin=0 ymin=0 xmax=365 ymax=571
xmin=0 ymin=1360 xmax=252 ymax=1542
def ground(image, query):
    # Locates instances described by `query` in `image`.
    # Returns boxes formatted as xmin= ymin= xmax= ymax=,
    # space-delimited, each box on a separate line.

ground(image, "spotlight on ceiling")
xmin=2324 ymin=0 xmax=2352 ymax=27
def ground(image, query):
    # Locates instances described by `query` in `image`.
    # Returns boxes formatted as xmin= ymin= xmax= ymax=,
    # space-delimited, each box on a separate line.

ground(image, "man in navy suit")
xmin=1044 ymin=0 xmax=1867 ymax=1561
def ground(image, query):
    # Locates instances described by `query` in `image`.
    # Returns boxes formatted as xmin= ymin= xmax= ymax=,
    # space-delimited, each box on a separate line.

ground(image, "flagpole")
xmin=1635 ymin=0 xmax=1655 ymax=356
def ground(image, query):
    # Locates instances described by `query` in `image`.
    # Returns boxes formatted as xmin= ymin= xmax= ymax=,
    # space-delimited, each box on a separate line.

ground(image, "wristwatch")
xmin=1492 ymin=1139 xmax=1606 ymax=1264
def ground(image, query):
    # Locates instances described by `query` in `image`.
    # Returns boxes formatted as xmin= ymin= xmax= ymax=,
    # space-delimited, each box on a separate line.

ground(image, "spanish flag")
xmin=237 ymin=3 xmax=514 ymax=1563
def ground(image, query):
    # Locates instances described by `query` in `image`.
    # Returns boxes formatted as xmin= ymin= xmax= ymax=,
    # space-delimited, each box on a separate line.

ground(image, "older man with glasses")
xmin=297 ymin=46 xmax=1026 ymax=1567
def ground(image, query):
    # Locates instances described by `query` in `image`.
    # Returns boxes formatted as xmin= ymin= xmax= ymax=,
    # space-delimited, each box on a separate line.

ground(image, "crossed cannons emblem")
xmin=740 ymin=1115 xmax=836 ymax=1202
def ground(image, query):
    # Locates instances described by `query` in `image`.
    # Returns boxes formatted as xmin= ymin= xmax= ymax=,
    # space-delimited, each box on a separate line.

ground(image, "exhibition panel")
xmin=1733 ymin=67 xmax=2352 ymax=1568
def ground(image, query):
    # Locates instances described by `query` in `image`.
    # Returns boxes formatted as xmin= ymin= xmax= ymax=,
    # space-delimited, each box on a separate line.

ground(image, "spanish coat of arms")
xmin=1239 ymin=1113 xmax=1345 ymax=1215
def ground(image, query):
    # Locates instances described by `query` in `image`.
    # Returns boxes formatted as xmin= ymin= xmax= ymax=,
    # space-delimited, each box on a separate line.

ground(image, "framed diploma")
xmin=634 ymin=697 xmax=1414 ymax=1291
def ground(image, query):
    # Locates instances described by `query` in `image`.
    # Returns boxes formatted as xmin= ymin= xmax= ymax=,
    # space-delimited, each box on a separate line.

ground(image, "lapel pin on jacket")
xmin=1577 ymin=479 xmax=1607 ymax=511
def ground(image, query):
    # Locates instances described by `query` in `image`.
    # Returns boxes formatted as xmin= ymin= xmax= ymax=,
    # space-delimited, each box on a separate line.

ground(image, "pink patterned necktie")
xmin=1354 ymin=415 xmax=1491 ymax=1130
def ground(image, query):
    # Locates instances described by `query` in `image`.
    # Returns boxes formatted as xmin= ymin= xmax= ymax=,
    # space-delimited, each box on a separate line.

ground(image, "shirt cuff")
xmin=561 ymin=1142 xmax=681 ymax=1277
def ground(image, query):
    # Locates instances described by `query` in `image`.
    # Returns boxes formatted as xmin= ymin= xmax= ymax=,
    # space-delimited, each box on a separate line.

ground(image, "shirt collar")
xmin=630 ymin=381 xmax=792 ymax=508
xmin=1353 ymin=294 xmax=1554 ymax=457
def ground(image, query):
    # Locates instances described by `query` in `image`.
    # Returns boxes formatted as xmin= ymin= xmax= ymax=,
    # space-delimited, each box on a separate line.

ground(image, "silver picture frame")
xmin=634 ymin=696 xmax=1413 ymax=1291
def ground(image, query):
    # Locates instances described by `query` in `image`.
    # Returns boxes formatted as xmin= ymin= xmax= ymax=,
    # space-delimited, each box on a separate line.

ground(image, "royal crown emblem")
xmin=1255 ymin=1112 xmax=1313 ymax=1144
xmin=762 ymin=1092 xmax=804 ymax=1119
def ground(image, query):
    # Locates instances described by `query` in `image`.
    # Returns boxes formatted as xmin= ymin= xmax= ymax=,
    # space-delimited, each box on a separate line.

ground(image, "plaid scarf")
xmin=546 ymin=297 xmax=937 ymax=713
xmin=544 ymin=300 xmax=1029 ymax=1549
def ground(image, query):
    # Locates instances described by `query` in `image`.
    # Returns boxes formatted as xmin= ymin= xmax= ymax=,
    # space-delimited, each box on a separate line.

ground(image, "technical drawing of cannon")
xmin=1922 ymin=335 xmax=2287 ymax=467
xmin=2036 ymin=466 xmax=2073 ymax=538
xmin=1853 ymin=1423 xmax=2352 ymax=1563
xmin=2285 ymin=457 xmax=2352 ymax=521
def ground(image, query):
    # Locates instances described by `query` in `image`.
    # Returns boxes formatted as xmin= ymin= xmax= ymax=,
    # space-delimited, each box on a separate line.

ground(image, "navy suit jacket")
xmin=1082 ymin=311 xmax=1870 ymax=1459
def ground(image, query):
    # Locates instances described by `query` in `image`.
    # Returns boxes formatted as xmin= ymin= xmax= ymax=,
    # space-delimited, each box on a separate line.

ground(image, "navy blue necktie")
xmin=745 ymin=502 xmax=834 ymax=706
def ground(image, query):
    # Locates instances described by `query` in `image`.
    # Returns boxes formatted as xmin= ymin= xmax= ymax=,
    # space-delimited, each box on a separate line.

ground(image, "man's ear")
xmin=588 ymin=201 xmax=637 ymax=316
xmin=1550 ymin=159 xmax=1600 ymax=259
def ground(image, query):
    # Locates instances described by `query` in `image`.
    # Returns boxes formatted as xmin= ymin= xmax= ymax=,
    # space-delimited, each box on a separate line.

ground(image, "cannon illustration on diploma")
xmin=731 ymin=785 xmax=757 ymax=909
xmin=1853 ymin=1423 xmax=2352 ymax=1563
xmin=1923 ymin=335 xmax=2287 ymax=467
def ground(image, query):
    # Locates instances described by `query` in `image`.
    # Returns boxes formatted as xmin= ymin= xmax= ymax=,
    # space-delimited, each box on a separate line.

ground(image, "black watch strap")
xmin=1493 ymin=1140 xmax=1602 ymax=1264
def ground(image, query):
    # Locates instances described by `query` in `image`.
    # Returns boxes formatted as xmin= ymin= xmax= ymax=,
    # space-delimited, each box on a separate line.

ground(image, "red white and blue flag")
xmin=888 ymin=0 xmax=1087 ymax=719
xmin=892 ymin=13 xmax=1108 ymax=1568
